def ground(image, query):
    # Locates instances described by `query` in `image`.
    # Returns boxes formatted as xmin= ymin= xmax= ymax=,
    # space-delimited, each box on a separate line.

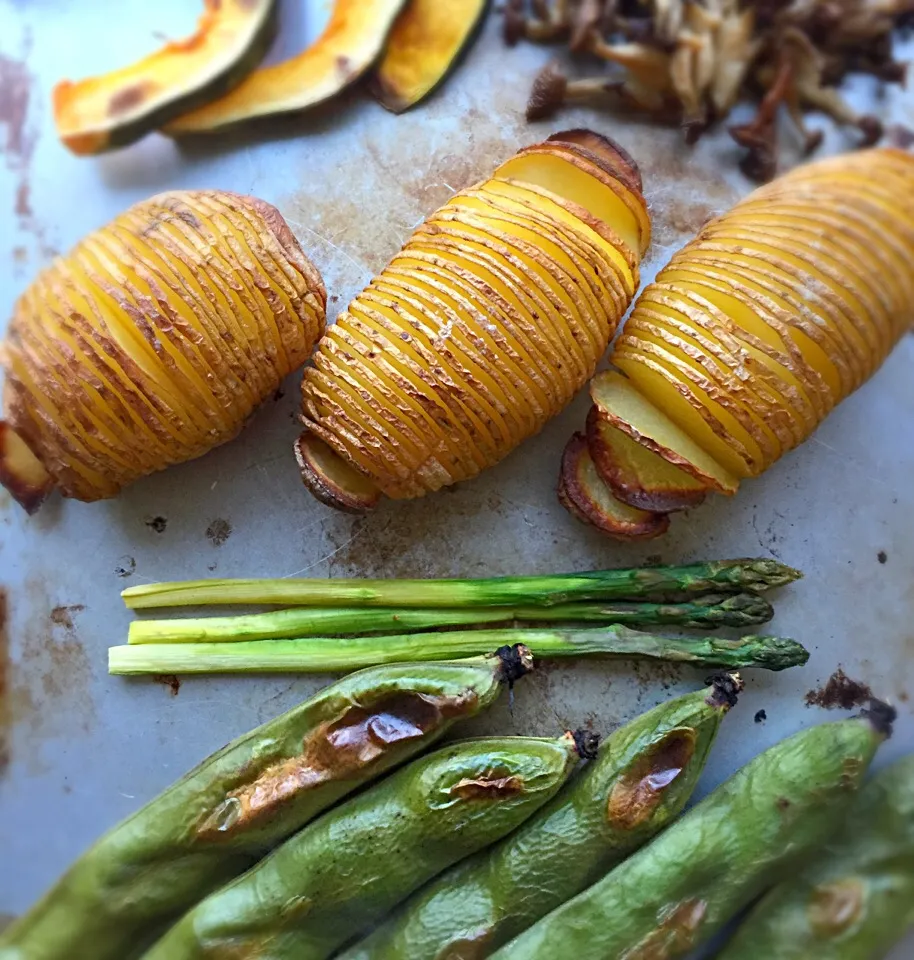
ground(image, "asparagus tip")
xmin=861 ymin=698 xmax=897 ymax=739
xmin=705 ymin=671 xmax=745 ymax=710
xmin=495 ymin=643 xmax=534 ymax=686
xmin=571 ymin=728 xmax=601 ymax=759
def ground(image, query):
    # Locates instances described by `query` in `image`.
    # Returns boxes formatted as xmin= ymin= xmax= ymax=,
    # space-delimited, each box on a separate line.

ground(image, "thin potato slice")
xmin=496 ymin=147 xmax=649 ymax=257
xmin=547 ymin=129 xmax=644 ymax=192
xmin=585 ymin=406 xmax=707 ymax=513
xmin=631 ymin=295 xmax=800 ymax=453
xmin=560 ymin=432 xmax=670 ymax=540
xmin=294 ymin=432 xmax=382 ymax=513
xmin=614 ymin=345 xmax=757 ymax=478
xmin=590 ymin=370 xmax=740 ymax=494
xmin=626 ymin=309 xmax=784 ymax=463
xmin=618 ymin=335 xmax=769 ymax=471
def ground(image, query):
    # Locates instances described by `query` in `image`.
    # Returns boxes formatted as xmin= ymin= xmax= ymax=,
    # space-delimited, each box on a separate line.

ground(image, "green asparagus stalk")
xmin=109 ymin=626 xmax=808 ymax=675
xmin=127 ymin=593 xmax=774 ymax=644
xmin=120 ymin=559 xmax=801 ymax=610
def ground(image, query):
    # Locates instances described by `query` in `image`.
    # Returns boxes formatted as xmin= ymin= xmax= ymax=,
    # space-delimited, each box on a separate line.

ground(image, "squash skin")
xmin=164 ymin=0 xmax=409 ymax=134
xmin=2 ymin=191 xmax=326 ymax=504
xmin=298 ymin=134 xmax=646 ymax=504
xmin=53 ymin=0 xmax=278 ymax=155
xmin=370 ymin=0 xmax=490 ymax=114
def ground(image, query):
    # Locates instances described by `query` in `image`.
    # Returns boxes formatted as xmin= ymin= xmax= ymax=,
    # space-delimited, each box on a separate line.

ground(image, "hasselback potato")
xmin=563 ymin=148 xmax=914 ymax=538
xmin=297 ymin=131 xmax=650 ymax=510
xmin=1 ymin=191 xmax=326 ymax=509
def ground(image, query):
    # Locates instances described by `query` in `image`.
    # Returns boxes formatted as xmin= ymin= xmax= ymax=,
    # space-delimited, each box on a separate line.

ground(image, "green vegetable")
xmin=490 ymin=705 xmax=895 ymax=960
xmin=141 ymin=734 xmax=583 ymax=960
xmin=120 ymin=558 xmax=801 ymax=609
xmin=717 ymin=753 xmax=914 ymax=960
xmin=340 ymin=674 xmax=742 ymax=960
xmin=127 ymin=593 xmax=774 ymax=644
xmin=0 ymin=655 xmax=523 ymax=960
xmin=108 ymin=627 xmax=808 ymax=675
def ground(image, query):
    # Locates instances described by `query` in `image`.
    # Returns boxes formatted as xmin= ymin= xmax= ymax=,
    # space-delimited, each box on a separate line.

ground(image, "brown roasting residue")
xmin=808 ymin=879 xmax=866 ymax=938
xmin=153 ymin=673 xmax=181 ymax=696
xmin=50 ymin=604 xmax=85 ymax=630
xmin=197 ymin=690 xmax=476 ymax=838
xmin=620 ymin=899 xmax=708 ymax=960
xmin=0 ymin=51 xmax=32 ymax=166
xmin=206 ymin=518 xmax=232 ymax=547
xmin=805 ymin=669 xmax=873 ymax=710
xmin=608 ymin=729 xmax=696 ymax=830
xmin=0 ymin=590 xmax=9 ymax=775
xmin=450 ymin=773 xmax=523 ymax=801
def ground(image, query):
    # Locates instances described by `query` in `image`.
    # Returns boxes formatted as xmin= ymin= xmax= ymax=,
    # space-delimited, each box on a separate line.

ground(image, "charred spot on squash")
xmin=450 ymin=771 xmax=524 ymax=801
xmin=808 ymin=879 xmax=866 ymax=938
xmin=196 ymin=689 xmax=477 ymax=838
xmin=607 ymin=728 xmax=696 ymax=830
xmin=108 ymin=82 xmax=158 ymax=117
xmin=620 ymin=899 xmax=707 ymax=960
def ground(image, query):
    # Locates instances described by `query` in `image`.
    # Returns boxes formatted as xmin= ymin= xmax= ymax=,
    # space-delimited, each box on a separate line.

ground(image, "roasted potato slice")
xmin=560 ymin=432 xmax=670 ymax=540
xmin=590 ymin=370 xmax=740 ymax=496
xmin=585 ymin=406 xmax=707 ymax=513
xmin=295 ymin=432 xmax=382 ymax=513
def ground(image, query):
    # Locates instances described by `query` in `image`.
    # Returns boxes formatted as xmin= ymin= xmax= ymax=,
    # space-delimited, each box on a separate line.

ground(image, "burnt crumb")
xmin=145 ymin=516 xmax=167 ymax=534
xmin=273 ymin=388 xmax=285 ymax=402
xmin=877 ymin=551 xmax=888 ymax=564
xmin=114 ymin=556 xmax=136 ymax=578
xmin=644 ymin=555 xmax=664 ymax=567
xmin=705 ymin=672 xmax=745 ymax=710
xmin=572 ymin=728 xmax=600 ymax=760
xmin=205 ymin=518 xmax=232 ymax=547
xmin=152 ymin=674 xmax=181 ymax=696
xmin=207 ymin=563 xmax=217 ymax=572
xmin=805 ymin=668 xmax=873 ymax=710
xmin=50 ymin=604 xmax=84 ymax=630
xmin=330 ymin=294 xmax=340 ymax=304
xmin=754 ymin=709 xmax=767 ymax=723
xmin=861 ymin=699 xmax=897 ymax=739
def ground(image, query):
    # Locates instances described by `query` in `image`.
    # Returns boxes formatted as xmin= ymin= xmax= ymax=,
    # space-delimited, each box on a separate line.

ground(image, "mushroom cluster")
xmin=507 ymin=0 xmax=912 ymax=180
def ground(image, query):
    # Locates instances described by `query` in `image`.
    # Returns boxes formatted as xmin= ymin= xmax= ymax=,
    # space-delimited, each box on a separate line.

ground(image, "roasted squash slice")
xmin=52 ymin=0 xmax=278 ymax=155
xmin=165 ymin=0 xmax=409 ymax=134
xmin=371 ymin=0 xmax=489 ymax=113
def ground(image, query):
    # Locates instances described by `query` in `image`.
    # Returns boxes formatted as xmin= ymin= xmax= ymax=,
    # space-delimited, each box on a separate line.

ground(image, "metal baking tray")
xmin=1 ymin=2 xmax=912 ymax=955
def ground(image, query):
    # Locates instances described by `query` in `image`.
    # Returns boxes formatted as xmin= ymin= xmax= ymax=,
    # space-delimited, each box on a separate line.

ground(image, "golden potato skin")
xmin=300 ymin=137 xmax=647 ymax=501
xmin=2 ymin=190 xmax=326 ymax=503
xmin=614 ymin=148 xmax=914 ymax=480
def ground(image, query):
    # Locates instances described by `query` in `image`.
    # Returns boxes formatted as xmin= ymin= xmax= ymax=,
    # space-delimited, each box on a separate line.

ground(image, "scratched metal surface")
xmin=1 ymin=0 xmax=913 ymax=953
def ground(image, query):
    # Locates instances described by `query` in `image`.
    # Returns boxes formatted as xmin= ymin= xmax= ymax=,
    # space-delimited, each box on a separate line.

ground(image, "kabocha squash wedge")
xmin=371 ymin=0 xmax=489 ymax=113
xmin=561 ymin=147 xmax=914 ymax=538
xmin=52 ymin=0 xmax=277 ymax=155
xmin=1 ymin=191 xmax=326 ymax=508
xmin=165 ymin=0 xmax=408 ymax=134
xmin=297 ymin=131 xmax=649 ymax=509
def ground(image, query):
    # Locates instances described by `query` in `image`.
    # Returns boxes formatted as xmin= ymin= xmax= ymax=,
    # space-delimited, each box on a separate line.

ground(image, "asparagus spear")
xmin=109 ymin=627 xmax=808 ymax=675
xmin=121 ymin=559 xmax=801 ymax=610
xmin=127 ymin=593 xmax=774 ymax=644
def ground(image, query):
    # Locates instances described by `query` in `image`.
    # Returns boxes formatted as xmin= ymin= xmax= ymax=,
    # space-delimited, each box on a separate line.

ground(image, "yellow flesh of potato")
xmin=300 ymin=143 xmax=646 ymax=499
xmin=3 ymin=191 xmax=326 ymax=503
xmin=609 ymin=147 xmax=914 ymax=486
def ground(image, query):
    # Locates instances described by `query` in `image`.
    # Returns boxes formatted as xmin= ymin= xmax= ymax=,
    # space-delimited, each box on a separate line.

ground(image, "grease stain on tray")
xmin=6 ymin=578 xmax=96 ymax=773
xmin=0 ymin=589 xmax=9 ymax=776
